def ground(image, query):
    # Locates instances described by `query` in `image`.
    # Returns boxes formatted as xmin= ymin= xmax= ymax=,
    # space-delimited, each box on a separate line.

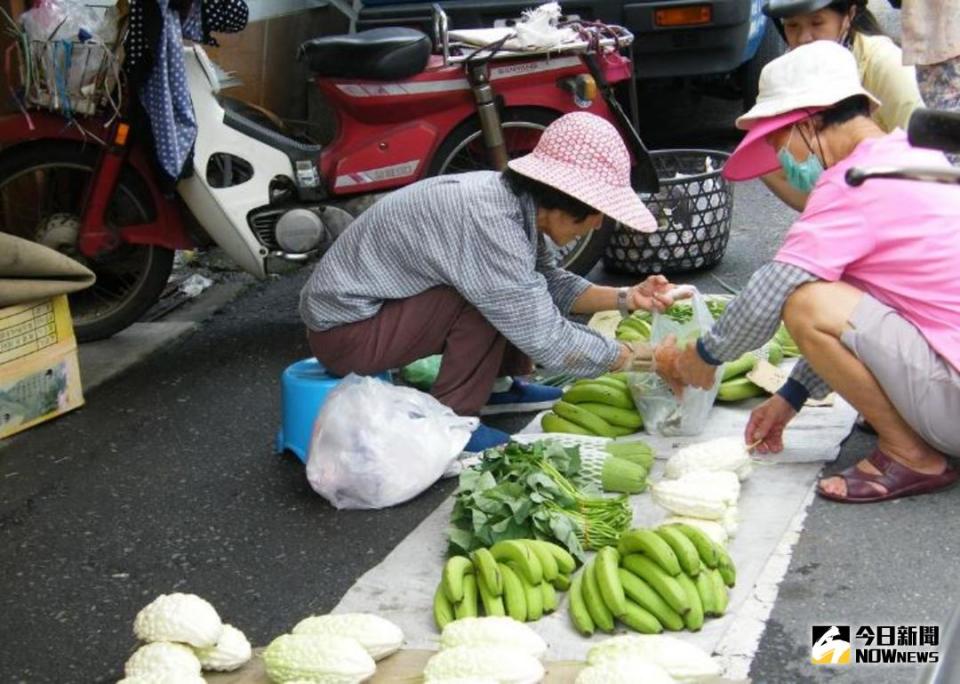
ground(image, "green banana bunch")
xmin=566 ymin=524 xmax=737 ymax=635
xmin=717 ymin=339 xmax=787 ymax=402
xmin=541 ymin=374 xmax=644 ymax=439
xmin=435 ymin=540 xmax=575 ymax=629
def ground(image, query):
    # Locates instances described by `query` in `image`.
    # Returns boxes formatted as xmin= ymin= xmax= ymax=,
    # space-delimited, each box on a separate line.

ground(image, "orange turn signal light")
xmin=115 ymin=123 xmax=130 ymax=146
xmin=654 ymin=5 xmax=712 ymax=27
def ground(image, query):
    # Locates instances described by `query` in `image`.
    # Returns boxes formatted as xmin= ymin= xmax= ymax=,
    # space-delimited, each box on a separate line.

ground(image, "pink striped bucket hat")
xmin=508 ymin=112 xmax=658 ymax=233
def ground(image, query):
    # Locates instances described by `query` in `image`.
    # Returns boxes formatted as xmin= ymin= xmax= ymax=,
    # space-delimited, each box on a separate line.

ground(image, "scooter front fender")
xmin=0 ymin=112 xmax=194 ymax=251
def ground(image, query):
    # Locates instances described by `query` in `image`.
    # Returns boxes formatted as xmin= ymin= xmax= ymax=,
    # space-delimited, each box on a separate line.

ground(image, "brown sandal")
xmin=817 ymin=449 xmax=959 ymax=504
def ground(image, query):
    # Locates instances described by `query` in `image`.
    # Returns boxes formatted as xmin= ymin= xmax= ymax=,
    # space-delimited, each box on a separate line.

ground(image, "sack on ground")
xmin=631 ymin=288 xmax=722 ymax=436
xmin=306 ymin=374 xmax=477 ymax=509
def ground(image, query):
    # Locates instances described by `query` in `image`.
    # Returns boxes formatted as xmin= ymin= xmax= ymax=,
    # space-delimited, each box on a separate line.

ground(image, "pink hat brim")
xmin=722 ymin=108 xmax=825 ymax=182
xmin=508 ymin=155 xmax=659 ymax=233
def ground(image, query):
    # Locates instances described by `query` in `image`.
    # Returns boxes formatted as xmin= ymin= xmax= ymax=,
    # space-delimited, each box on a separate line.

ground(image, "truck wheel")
xmin=741 ymin=19 xmax=786 ymax=110
xmin=0 ymin=141 xmax=174 ymax=342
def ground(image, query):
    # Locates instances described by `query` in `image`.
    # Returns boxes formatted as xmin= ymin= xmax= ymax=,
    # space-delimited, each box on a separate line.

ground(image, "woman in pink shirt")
xmin=659 ymin=41 xmax=960 ymax=503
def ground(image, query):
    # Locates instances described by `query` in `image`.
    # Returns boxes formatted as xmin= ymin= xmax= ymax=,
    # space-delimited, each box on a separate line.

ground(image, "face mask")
xmin=778 ymin=126 xmax=824 ymax=193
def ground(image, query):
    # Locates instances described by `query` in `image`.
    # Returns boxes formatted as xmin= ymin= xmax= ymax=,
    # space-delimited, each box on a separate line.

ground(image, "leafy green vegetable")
xmin=446 ymin=441 xmax=632 ymax=560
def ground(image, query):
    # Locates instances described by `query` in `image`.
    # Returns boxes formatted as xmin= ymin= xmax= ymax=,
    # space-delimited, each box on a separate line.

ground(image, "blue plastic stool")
xmin=276 ymin=358 xmax=390 ymax=463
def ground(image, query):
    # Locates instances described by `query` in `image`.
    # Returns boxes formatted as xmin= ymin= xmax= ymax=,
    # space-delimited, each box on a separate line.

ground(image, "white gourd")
xmin=652 ymin=470 xmax=740 ymax=519
xmin=193 ymin=623 xmax=252 ymax=671
xmin=722 ymin=505 xmax=739 ymax=538
xmin=117 ymin=674 xmax=206 ymax=684
xmin=664 ymin=437 xmax=753 ymax=481
xmin=423 ymin=645 xmax=545 ymax=684
xmin=587 ymin=635 xmax=721 ymax=681
xmin=124 ymin=642 xmax=202 ymax=679
xmin=134 ymin=593 xmax=223 ymax=648
xmin=439 ymin=617 xmax=547 ymax=659
xmin=575 ymin=656 xmax=676 ymax=684
xmin=263 ymin=633 xmax=375 ymax=684
xmin=292 ymin=612 xmax=404 ymax=660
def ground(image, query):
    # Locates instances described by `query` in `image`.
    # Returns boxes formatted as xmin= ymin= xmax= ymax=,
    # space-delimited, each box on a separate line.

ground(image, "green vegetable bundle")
xmin=447 ymin=441 xmax=632 ymax=561
xmin=615 ymin=300 xmax=728 ymax=342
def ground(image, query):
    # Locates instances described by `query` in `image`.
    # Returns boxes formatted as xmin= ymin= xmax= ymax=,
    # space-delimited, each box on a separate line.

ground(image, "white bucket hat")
xmin=738 ymin=40 xmax=879 ymax=128
xmin=508 ymin=112 xmax=658 ymax=233
xmin=724 ymin=40 xmax=881 ymax=180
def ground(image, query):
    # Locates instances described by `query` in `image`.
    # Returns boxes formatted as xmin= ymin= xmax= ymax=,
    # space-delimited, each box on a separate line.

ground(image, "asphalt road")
xmin=4 ymin=7 xmax=959 ymax=678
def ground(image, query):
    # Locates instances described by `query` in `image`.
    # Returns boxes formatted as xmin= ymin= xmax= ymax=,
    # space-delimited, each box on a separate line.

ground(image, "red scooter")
xmin=0 ymin=9 xmax=656 ymax=341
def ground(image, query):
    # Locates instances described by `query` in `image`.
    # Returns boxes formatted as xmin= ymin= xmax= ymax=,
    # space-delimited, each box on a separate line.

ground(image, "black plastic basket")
xmin=603 ymin=149 xmax=733 ymax=275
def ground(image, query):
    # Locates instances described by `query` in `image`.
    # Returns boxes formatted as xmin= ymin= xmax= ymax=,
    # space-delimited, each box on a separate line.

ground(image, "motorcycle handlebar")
xmin=908 ymin=108 xmax=960 ymax=154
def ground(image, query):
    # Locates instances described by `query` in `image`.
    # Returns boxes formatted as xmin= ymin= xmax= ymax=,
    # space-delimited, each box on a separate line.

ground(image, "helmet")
xmin=762 ymin=0 xmax=866 ymax=40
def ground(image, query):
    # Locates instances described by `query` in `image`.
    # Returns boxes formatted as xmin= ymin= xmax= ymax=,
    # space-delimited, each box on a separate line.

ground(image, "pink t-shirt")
xmin=775 ymin=130 xmax=960 ymax=371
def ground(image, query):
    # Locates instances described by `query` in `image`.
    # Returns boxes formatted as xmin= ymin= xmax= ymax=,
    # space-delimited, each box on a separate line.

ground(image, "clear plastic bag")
xmin=630 ymin=288 xmax=723 ymax=436
xmin=306 ymin=375 xmax=478 ymax=510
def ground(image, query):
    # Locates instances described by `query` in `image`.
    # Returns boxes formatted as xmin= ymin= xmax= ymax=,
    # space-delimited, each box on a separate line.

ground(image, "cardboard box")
xmin=0 ymin=295 xmax=84 ymax=439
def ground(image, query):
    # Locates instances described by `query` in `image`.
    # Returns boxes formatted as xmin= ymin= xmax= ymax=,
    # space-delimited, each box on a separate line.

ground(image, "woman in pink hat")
xmin=300 ymin=112 xmax=680 ymax=452
xmin=659 ymin=41 xmax=960 ymax=503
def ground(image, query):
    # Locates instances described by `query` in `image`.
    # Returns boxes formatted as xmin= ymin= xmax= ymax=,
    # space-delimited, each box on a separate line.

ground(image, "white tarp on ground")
xmin=333 ymin=383 xmax=857 ymax=676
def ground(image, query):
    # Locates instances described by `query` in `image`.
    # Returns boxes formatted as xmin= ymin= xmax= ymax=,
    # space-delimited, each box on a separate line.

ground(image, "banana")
xmin=514 ymin=566 xmax=544 ymax=621
xmin=620 ymin=554 xmax=690 ymax=616
xmin=716 ymin=546 xmax=737 ymax=587
xmin=577 ymin=403 xmax=644 ymax=429
xmin=721 ymin=351 xmax=758 ymax=381
xmin=490 ymin=540 xmax=543 ymax=585
xmin=471 ymin=547 xmax=503 ymax=596
xmin=618 ymin=529 xmax=682 ymax=576
xmin=694 ymin=570 xmax=718 ymax=617
xmin=710 ymin=568 xmax=729 ymax=616
xmin=620 ymin=598 xmax=664 ymax=634
xmin=568 ymin=571 xmax=595 ymax=636
xmin=595 ymin=546 xmax=627 ymax=617
xmin=498 ymin=562 xmax=528 ymax=622
xmin=433 ymin=585 xmax=455 ymax=630
xmin=541 ymin=412 xmax=594 ymax=436
xmin=617 ymin=568 xmax=685 ymax=631
xmin=476 ymin=570 xmax=506 ymax=617
xmin=674 ymin=573 xmax=705 ymax=631
xmin=561 ymin=383 xmax=634 ymax=410
xmin=454 ymin=573 xmax=479 ymax=619
xmin=655 ymin=526 xmax=702 ymax=576
xmin=540 ymin=541 xmax=576 ymax=575
xmin=616 ymin=328 xmax=644 ymax=342
xmin=552 ymin=573 xmax=571 ymax=591
xmin=717 ymin=376 xmax=766 ymax=402
xmin=522 ymin=540 xmax=559 ymax=581
xmin=671 ymin=523 xmax=721 ymax=568
xmin=540 ymin=581 xmax=558 ymax=613
xmin=582 ymin=560 xmax=615 ymax=633
xmin=573 ymin=376 xmax=628 ymax=391
xmin=441 ymin=555 xmax=474 ymax=603
xmin=553 ymin=401 xmax=618 ymax=438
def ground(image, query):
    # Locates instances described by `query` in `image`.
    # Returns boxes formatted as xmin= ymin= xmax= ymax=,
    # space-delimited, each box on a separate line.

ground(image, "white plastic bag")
xmin=306 ymin=375 xmax=478 ymax=510
xmin=630 ymin=288 xmax=722 ymax=436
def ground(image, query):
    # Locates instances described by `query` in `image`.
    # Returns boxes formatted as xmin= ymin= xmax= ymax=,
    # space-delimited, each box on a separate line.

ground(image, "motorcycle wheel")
xmin=0 ymin=141 xmax=174 ymax=342
xmin=427 ymin=107 xmax=613 ymax=276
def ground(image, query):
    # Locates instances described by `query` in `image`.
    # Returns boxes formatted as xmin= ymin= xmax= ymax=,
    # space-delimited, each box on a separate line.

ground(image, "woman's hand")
xmin=656 ymin=336 xmax=719 ymax=390
xmin=629 ymin=276 xmax=690 ymax=313
xmin=745 ymin=395 xmax=797 ymax=454
xmin=652 ymin=334 xmax=685 ymax=396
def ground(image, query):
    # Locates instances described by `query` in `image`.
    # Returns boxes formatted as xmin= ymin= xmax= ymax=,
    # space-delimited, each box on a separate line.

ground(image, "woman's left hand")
xmin=628 ymin=275 xmax=689 ymax=313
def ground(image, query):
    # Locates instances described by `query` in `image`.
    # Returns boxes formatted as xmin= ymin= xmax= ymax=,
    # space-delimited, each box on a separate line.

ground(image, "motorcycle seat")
xmin=299 ymin=27 xmax=432 ymax=81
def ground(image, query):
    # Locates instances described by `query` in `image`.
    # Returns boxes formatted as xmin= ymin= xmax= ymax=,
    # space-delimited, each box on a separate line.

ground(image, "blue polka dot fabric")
xmin=125 ymin=1 xmax=248 ymax=182
xmin=137 ymin=0 xmax=198 ymax=182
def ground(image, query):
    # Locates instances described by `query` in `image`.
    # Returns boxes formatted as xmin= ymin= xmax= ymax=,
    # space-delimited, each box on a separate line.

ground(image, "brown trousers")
xmin=307 ymin=287 xmax=532 ymax=416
